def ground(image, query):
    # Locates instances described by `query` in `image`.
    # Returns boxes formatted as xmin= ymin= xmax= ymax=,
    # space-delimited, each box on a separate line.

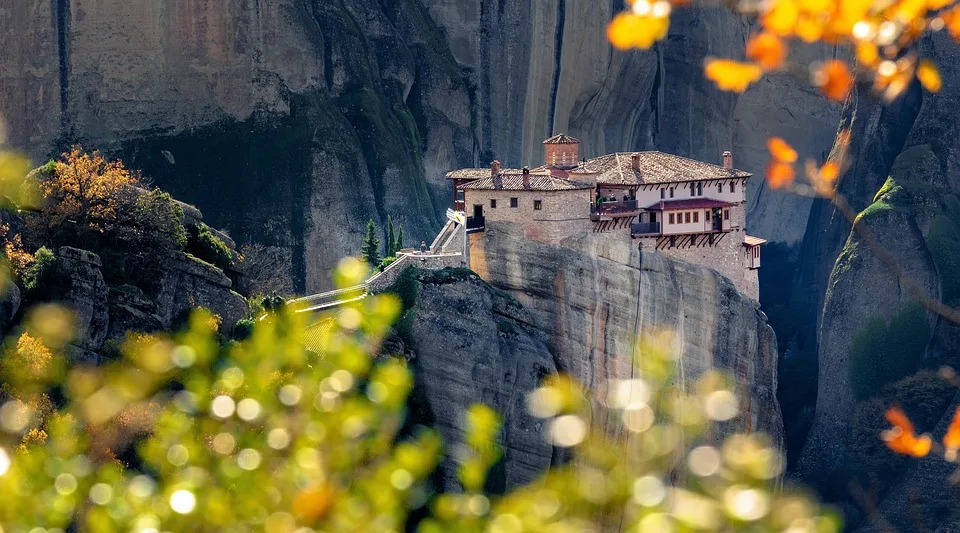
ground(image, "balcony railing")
xmin=466 ymin=216 xmax=485 ymax=232
xmin=630 ymin=222 xmax=661 ymax=236
xmin=593 ymin=199 xmax=639 ymax=215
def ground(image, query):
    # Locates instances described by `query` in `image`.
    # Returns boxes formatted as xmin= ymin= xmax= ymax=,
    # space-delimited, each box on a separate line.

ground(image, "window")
xmin=690 ymin=184 xmax=696 ymax=196
xmin=510 ymin=197 xmax=518 ymax=208
xmin=660 ymin=188 xmax=665 ymax=199
xmin=697 ymin=183 xmax=703 ymax=196
xmin=724 ymin=209 xmax=730 ymax=220
xmin=705 ymin=210 xmax=711 ymax=221
xmin=718 ymin=184 xmax=723 ymax=193
xmin=669 ymin=187 xmax=674 ymax=198
xmin=730 ymin=182 xmax=736 ymax=193
xmin=490 ymin=199 xmax=497 ymax=208
xmin=693 ymin=211 xmax=699 ymax=223
xmin=669 ymin=213 xmax=675 ymax=224
xmin=684 ymin=212 xmax=691 ymax=223
xmin=534 ymin=200 xmax=542 ymax=211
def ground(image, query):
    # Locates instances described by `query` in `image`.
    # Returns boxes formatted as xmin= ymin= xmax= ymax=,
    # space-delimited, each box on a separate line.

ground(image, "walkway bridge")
xmin=289 ymin=219 xmax=467 ymax=312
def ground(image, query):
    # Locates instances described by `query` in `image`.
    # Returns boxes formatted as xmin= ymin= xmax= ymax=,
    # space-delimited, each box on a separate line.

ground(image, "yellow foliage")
xmin=13 ymin=332 xmax=53 ymax=379
xmin=40 ymin=146 xmax=137 ymax=228
xmin=607 ymin=10 xmax=670 ymax=50
xmin=704 ymin=59 xmax=763 ymax=92
xmin=916 ymin=59 xmax=943 ymax=92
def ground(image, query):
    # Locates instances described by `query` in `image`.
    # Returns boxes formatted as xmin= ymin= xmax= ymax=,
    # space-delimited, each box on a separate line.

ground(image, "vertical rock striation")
xmin=468 ymin=223 xmax=782 ymax=445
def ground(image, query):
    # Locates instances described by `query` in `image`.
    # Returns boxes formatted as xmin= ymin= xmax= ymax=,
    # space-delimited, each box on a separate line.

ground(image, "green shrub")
xmin=850 ymin=370 xmax=955 ymax=500
xmin=233 ymin=318 xmax=255 ymax=341
xmin=22 ymin=247 xmax=62 ymax=301
xmin=419 ymin=267 xmax=476 ymax=285
xmin=187 ymin=223 xmax=233 ymax=271
xmin=378 ymin=256 xmax=397 ymax=272
xmin=848 ymin=302 xmax=930 ymax=400
xmin=385 ymin=266 xmax=419 ymax=311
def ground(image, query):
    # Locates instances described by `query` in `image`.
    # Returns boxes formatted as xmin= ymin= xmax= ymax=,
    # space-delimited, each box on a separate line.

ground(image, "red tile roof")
xmin=543 ymin=134 xmax=580 ymax=144
xmin=461 ymin=173 xmax=592 ymax=191
xmin=645 ymin=198 xmax=737 ymax=211
xmin=445 ymin=167 xmax=551 ymax=180
xmin=584 ymin=152 xmax=751 ymax=185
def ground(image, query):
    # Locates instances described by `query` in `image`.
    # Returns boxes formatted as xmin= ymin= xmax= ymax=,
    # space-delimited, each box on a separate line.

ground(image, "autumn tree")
xmin=39 ymin=146 xmax=137 ymax=228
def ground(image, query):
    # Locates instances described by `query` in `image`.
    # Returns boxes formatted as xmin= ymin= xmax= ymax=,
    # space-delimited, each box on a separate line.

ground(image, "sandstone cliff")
xmin=1 ymin=0 xmax=841 ymax=295
xmin=400 ymin=270 xmax=557 ymax=490
xmin=468 ymin=223 xmax=782 ymax=445
xmin=789 ymin=30 xmax=960 ymax=529
xmin=390 ymin=237 xmax=781 ymax=492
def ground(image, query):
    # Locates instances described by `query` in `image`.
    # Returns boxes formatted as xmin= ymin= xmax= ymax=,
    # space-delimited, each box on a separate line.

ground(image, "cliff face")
xmin=468 ymin=223 xmax=782 ymax=444
xmin=789 ymin=30 xmax=960 ymax=528
xmin=403 ymin=272 xmax=557 ymax=490
xmin=1 ymin=0 xmax=839 ymax=294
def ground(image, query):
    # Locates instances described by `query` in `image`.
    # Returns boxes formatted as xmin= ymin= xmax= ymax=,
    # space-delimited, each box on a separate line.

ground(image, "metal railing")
xmin=593 ymin=199 xmax=639 ymax=215
xmin=630 ymin=222 xmax=661 ymax=236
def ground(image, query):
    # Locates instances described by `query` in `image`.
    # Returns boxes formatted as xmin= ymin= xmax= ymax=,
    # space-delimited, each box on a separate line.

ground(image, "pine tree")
xmin=360 ymin=218 xmax=380 ymax=266
xmin=396 ymin=226 xmax=404 ymax=254
xmin=386 ymin=215 xmax=397 ymax=257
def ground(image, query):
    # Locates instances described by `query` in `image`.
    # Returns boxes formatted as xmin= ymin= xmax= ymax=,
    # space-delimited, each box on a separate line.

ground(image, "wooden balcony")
xmin=591 ymin=199 xmax=640 ymax=220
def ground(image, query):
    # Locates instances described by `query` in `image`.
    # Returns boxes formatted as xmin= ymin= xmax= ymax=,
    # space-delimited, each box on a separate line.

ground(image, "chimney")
xmin=491 ymin=160 xmax=501 ymax=177
xmin=522 ymin=166 xmax=530 ymax=189
xmin=631 ymin=153 xmax=640 ymax=171
xmin=722 ymin=151 xmax=733 ymax=170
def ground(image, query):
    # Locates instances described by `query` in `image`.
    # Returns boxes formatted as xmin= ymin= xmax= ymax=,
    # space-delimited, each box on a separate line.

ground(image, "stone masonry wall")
xmin=464 ymin=189 xmax=593 ymax=244
xmin=367 ymin=252 xmax=464 ymax=293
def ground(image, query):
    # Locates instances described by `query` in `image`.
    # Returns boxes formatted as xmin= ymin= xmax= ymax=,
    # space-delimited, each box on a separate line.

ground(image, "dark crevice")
xmin=546 ymin=0 xmax=566 ymax=136
xmin=55 ymin=0 xmax=70 ymax=131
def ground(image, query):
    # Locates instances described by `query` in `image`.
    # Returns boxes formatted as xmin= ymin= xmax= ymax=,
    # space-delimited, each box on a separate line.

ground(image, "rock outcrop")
xmin=402 ymin=271 xmax=557 ymax=490
xmin=469 ymin=223 xmax=782 ymax=445
xmin=58 ymin=246 xmax=110 ymax=353
xmin=155 ymin=253 xmax=247 ymax=333
xmin=1 ymin=0 xmax=841 ymax=295
xmin=789 ymin=30 xmax=960 ymax=530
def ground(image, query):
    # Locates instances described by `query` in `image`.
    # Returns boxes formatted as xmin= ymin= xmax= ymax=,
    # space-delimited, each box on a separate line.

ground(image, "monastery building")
xmin=444 ymin=135 xmax=765 ymax=300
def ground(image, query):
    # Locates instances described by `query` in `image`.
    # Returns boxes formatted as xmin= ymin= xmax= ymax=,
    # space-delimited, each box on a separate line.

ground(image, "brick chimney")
xmin=722 ymin=151 xmax=733 ymax=170
xmin=631 ymin=153 xmax=640 ymax=170
xmin=522 ymin=166 xmax=530 ymax=189
xmin=491 ymin=160 xmax=501 ymax=177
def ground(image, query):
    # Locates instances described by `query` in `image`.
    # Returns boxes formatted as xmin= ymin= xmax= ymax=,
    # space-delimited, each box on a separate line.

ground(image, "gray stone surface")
xmin=155 ymin=254 xmax=247 ymax=336
xmin=405 ymin=274 xmax=557 ymax=490
xmin=106 ymin=285 xmax=164 ymax=344
xmin=469 ymin=223 xmax=783 ymax=446
xmin=1 ymin=0 xmax=841 ymax=298
xmin=0 ymin=281 xmax=21 ymax=336
xmin=57 ymin=246 xmax=110 ymax=352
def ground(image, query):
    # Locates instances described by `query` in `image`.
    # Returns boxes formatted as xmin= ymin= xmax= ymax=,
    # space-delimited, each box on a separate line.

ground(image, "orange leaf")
xmin=767 ymin=161 xmax=796 ymax=189
xmin=856 ymin=43 xmax=879 ymax=67
xmin=763 ymin=0 xmax=799 ymax=36
xmin=704 ymin=59 xmax=763 ymax=92
xmin=293 ymin=484 xmax=337 ymax=522
xmin=607 ymin=12 xmax=670 ymax=50
xmin=767 ymin=137 xmax=799 ymax=163
xmin=943 ymin=407 xmax=960 ymax=460
xmin=815 ymin=60 xmax=854 ymax=102
xmin=946 ymin=8 xmax=960 ymax=41
xmin=917 ymin=60 xmax=942 ymax=93
xmin=746 ymin=33 xmax=788 ymax=70
xmin=885 ymin=406 xmax=916 ymax=434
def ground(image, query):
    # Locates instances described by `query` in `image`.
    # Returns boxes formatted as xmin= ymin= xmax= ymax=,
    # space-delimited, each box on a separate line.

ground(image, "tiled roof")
xmin=645 ymin=198 xmax=737 ymax=211
xmin=461 ymin=173 xmax=592 ymax=191
xmin=586 ymin=152 xmax=751 ymax=185
xmin=445 ymin=167 xmax=552 ymax=180
xmin=744 ymin=235 xmax=768 ymax=246
xmin=543 ymin=134 xmax=580 ymax=145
